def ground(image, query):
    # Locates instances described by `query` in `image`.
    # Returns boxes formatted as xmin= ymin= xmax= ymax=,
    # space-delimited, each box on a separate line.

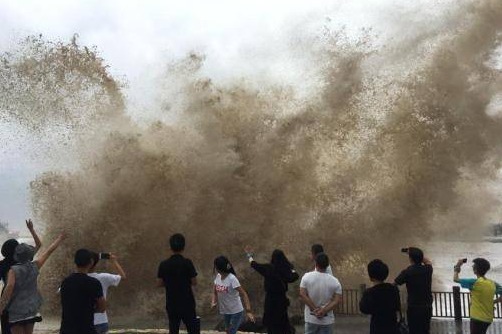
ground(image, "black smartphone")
xmin=401 ymin=248 xmax=409 ymax=253
xmin=462 ymin=258 xmax=467 ymax=263
xmin=99 ymin=252 xmax=111 ymax=260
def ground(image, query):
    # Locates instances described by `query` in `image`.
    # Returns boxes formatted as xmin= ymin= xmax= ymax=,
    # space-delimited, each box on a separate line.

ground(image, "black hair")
xmin=214 ymin=256 xmax=236 ymax=276
xmin=311 ymin=244 xmax=324 ymax=256
xmin=367 ymin=259 xmax=389 ymax=282
xmin=1 ymin=239 xmax=19 ymax=259
xmin=408 ymin=247 xmax=424 ymax=264
xmin=169 ymin=233 xmax=185 ymax=252
xmin=271 ymin=249 xmax=297 ymax=283
xmin=473 ymin=258 xmax=490 ymax=276
xmin=315 ymin=252 xmax=330 ymax=270
xmin=74 ymin=249 xmax=94 ymax=268
xmin=90 ymin=252 xmax=100 ymax=270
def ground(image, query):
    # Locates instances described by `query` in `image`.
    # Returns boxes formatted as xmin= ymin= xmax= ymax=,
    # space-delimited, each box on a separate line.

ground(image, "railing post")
xmin=453 ymin=286 xmax=462 ymax=321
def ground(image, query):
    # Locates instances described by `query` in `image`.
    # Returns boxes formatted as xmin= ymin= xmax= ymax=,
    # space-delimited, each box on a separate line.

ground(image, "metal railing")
xmin=336 ymin=286 xmax=502 ymax=319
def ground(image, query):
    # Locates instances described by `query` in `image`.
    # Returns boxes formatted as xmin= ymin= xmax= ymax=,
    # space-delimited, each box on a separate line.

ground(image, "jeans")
xmin=95 ymin=323 xmax=109 ymax=334
xmin=224 ymin=311 xmax=244 ymax=334
xmin=304 ymin=322 xmax=333 ymax=334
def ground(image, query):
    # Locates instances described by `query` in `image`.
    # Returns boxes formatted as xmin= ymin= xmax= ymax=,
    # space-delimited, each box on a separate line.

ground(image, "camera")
xmin=401 ymin=248 xmax=409 ymax=253
xmin=99 ymin=252 xmax=111 ymax=260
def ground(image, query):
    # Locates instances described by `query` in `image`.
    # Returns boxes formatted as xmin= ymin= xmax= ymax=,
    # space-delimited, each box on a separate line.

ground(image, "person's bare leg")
xmin=10 ymin=324 xmax=24 ymax=334
xmin=25 ymin=322 xmax=35 ymax=334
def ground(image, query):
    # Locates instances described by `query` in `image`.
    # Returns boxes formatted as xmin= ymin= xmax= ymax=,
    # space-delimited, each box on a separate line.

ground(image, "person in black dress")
xmin=0 ymin=220 xmax=42 ymax=334
xmin=244 ymin=246 xmax=299 ymax=334
xmin=359 ymin=259 xmax=401 ymax=334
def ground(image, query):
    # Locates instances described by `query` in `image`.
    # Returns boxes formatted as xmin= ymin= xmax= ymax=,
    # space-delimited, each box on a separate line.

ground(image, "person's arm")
xmin=26 ymin=219 xmax=42 ymax=253
xmin=453 ymin=259 xmax=464 ymax=283
xmin=95 ymin=296 xmax=106 ymax=313
xmin=236 ymin=286 xmax=255 ymax=322
xmin=359 ymin=290 xmax=372 ymax=315
xmin=244 ymin=246 xmax=269 ymax=277
xmin=189 ymin=260 xmax=198 ymax=286
xmin=423 ymin=257 xmax=432 ymax=266
xmin=299 ymin=287 xmax=318 ymax=312
xmin=0 ymin=270 xmax=15 ymax=314
xmin=211 ymin=285 xmax=218 ymax=308
xmin=316 ymin=293 xmax=342 ymax=317
xmin=34 ymin=233 xmax=66 ymax=269
xmin=110 ymin=254 xmax=126 ymax=279
xmin=394 ymin=269 xmax=407 ymax=286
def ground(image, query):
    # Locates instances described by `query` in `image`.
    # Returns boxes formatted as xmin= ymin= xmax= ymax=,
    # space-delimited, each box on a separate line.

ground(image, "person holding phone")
xmin=454 ymin=258 xmax=502 ymax=334
xmin=245 ymin=246 xmax=299 ymax=334
xmin=394 ymin=247 xmax=433 ymax=334
xmin=88 ymin=252 xmax=126 ymax=334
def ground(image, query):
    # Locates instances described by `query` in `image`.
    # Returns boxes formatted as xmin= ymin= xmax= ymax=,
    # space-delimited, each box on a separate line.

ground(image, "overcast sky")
xmin=0 ymin=0 xmax=446 ymax=231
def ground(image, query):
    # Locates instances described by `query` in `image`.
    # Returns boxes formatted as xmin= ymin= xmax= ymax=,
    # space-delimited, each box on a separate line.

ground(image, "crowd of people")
xmin=0 ymin=221 xmax=501 ymax=334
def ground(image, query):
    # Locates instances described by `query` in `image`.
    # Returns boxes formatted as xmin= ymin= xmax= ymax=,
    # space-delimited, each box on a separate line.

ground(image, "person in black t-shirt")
xmin=157 ymin=233 xmax=199 ymax=334
xmin=60 ymin=249 xmax=105 ymax=334
xmin=360 ymin=259 xmax=400 ymax=334
xmin=394 ymin=247 xmax=433 ymax=334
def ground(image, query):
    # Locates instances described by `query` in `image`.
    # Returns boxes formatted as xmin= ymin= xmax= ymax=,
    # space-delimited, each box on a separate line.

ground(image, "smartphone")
xmin=99 ymin=252 xmax=111 ymax=260
xmin=401 ymin=248 xmax=409 ymax=253
xmin=462 ymin=258 xmax=467 ymax=263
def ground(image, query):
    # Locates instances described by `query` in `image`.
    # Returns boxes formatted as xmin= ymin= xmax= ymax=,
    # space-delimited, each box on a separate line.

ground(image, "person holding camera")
xmin=88 ymin=252 xmax=126 ymax=334
xmin=454 ymin=258 xmax=502 ymax=334
xmin=394 ymin=247 xmax=433 ymax=334
xmin=360 ymin=259 xmax=401 ymax=334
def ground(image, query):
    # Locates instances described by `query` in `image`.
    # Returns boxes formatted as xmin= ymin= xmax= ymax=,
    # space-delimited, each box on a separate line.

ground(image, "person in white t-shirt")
xmin=311 ymin=244 xmax=333 ymax=276
xmin=300 ymin=253 xmax=342 ymax=334
xmin=211 ymin=256 xmax=255 ymax=334
xmin=88 ymin=252 xmax=126 ymax=334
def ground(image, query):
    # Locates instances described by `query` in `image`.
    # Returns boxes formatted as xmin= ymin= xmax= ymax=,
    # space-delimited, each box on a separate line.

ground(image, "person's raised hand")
xmin=26 ymin=219 xmax=34 ymax=230
xmin=456 ymin=259 xmax=465 ymax=267
xmin=110 ymin=253 xmax=118 ymax=261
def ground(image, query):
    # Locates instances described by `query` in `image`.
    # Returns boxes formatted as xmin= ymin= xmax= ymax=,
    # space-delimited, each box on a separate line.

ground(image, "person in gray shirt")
xmin=0 ymin=233 xmax=65 ymax=334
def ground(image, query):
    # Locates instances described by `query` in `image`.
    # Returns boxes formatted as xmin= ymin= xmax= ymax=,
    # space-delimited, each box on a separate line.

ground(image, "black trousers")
xmin=470 ymin=319 xmax=491 ymax=334
xmin=1 ymin=310 xmax=11 ymax=334
xmin=407 ymin=306 xmax=432 ymax=334
xmin=166 ymin=307 xmax=199 ymax=334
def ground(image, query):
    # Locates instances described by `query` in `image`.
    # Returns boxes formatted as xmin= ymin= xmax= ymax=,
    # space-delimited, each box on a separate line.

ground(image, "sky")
xmin=0 ymin=0 xmax=450 ymax=231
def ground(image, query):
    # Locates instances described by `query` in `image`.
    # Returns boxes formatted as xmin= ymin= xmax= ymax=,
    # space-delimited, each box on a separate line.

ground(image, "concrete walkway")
xmin=32 ymin=317 xmax=502 ymax=334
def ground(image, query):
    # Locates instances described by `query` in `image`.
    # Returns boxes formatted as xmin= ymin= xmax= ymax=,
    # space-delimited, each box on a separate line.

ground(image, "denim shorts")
xmin=224 ymin=311 xmax=244 ymax=334
xmin=95 ymin=323 xmax=109 ymax=334
xmin=305 ymin=322 xmax=333 ymax=334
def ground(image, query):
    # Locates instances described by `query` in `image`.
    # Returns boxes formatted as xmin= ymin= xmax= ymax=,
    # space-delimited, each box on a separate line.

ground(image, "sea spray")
xmin=1 ymin=0 xmax=502 ymax=317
